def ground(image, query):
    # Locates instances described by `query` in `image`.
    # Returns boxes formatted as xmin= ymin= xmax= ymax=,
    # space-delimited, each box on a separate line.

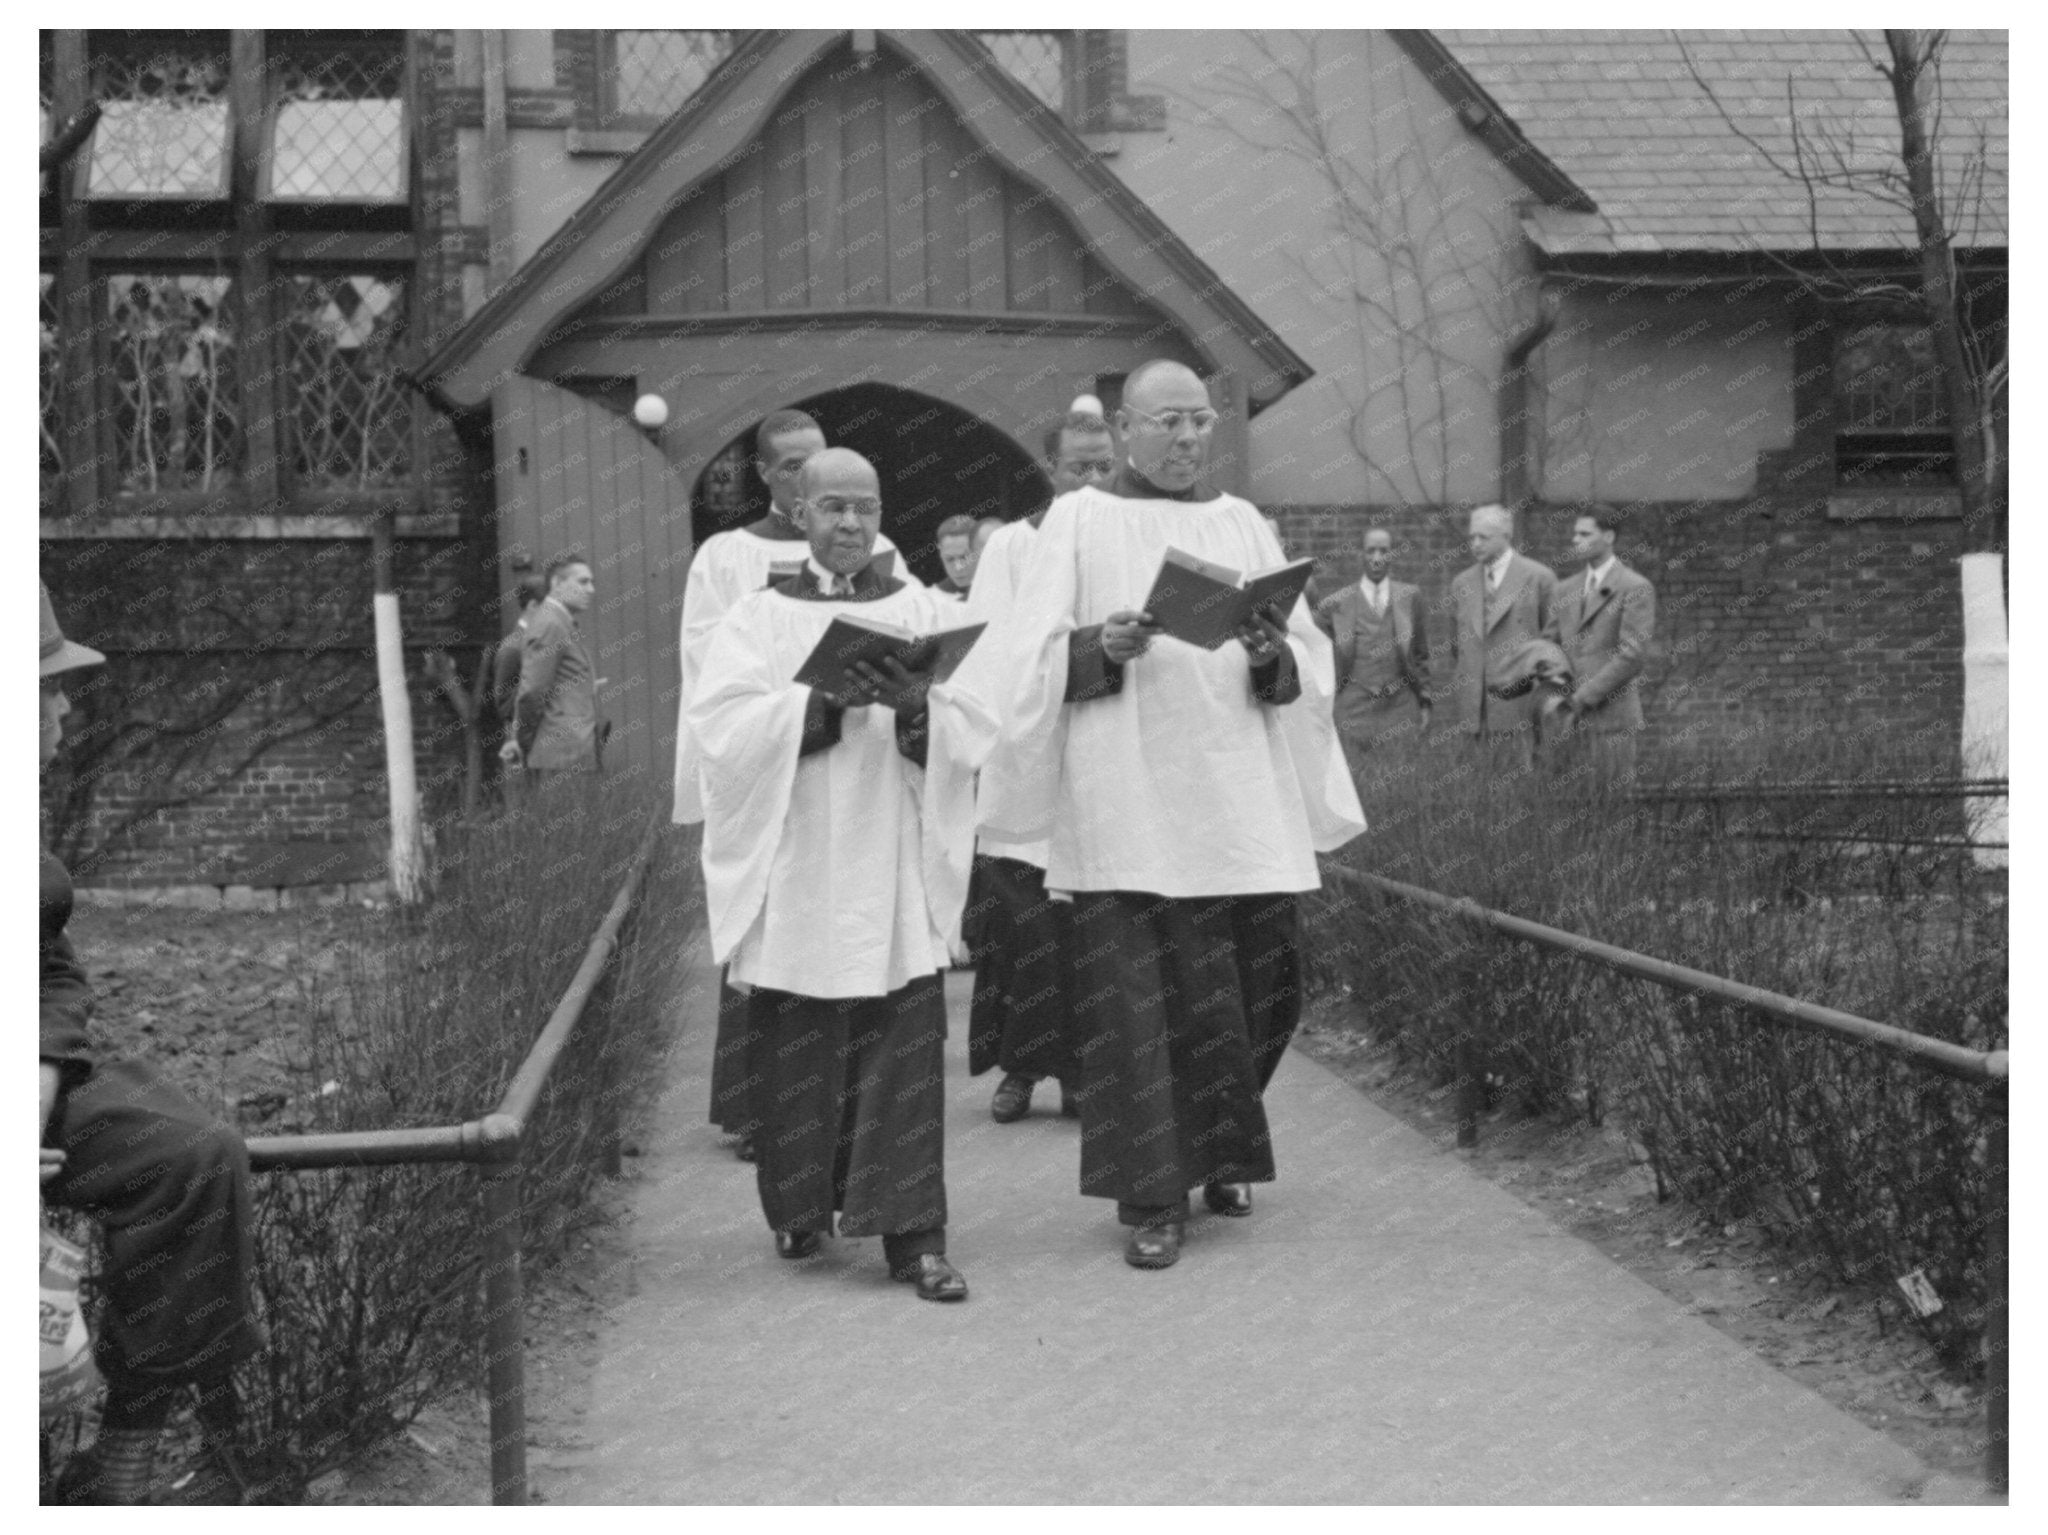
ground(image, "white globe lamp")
xmin=632 ymin=393 xmax=670 ymax=431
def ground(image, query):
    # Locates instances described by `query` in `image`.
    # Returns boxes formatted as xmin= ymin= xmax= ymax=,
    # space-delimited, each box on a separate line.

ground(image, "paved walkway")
xmin=542 ymin=934 xmax=1984 ymax=1504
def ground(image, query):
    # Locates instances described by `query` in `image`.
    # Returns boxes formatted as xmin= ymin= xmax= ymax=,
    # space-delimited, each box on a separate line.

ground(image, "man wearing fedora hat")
xmin=40 ymin=583 xmax=259 ymax=1503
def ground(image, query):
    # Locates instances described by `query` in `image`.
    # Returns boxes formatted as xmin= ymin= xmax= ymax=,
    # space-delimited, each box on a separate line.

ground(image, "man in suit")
xmin=505 ymin=552 xmax=600 ymax=777
xmin=1546 ymin=505 xmax=1656 ymax=785
xmin=1314 ymin=527 xmax=1432 ymax=785
xmin=1447 ymin=503 xmax=1557 ymax=773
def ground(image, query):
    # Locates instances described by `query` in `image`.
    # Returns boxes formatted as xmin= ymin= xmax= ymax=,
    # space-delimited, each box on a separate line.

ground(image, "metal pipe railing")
xmin=1618 ymin=778 xmax=2008 ymax=802
xmin=236 ymin=814 xmax=664 ymax=1506
xmin=1321 ymin=861 xmax=2007 ymax=1494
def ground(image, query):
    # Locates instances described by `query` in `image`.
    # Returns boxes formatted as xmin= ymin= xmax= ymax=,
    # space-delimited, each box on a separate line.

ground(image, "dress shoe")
xmin=1124 ymin=1221 xmax=1184 ymax=1269
xmin=734 ymin=1133 xmax=758 ymax=1163
xmin=774 ymin=1229 xmax=821 ymax=1260
xmin=891 ymin=1253 xmax=969 ymax=1302
xmin=989 ymin=1073 xmax=1036 ymax=1123
xmin=1203 ymin=1181 xmax=1253 ymax=1217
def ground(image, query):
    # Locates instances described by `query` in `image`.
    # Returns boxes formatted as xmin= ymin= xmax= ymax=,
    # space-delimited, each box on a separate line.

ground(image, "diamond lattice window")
xmin=82 ymin=44 xmax=232 ymax=200
xmin=1835 ymin=323 xmax=1955 ymax=487
xmin=606 ymin=31 xmax=736 ymax=123
xmin=974 ymin=32 xmax=1067 ymax=113
xmin=265 ymin=34 xmax=409 ymax=203
xmin=283 ymin=274 xmax=412 ymax=490
xmin=41 ymin=274 xmax=64 ymax=496
xmin=106 ymin=273 xmax=241 ymax=495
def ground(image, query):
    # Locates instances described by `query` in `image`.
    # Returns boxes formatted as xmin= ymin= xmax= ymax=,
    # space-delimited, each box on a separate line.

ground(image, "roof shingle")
xmin=1433 ymin=29 xmax=2007 ymax=255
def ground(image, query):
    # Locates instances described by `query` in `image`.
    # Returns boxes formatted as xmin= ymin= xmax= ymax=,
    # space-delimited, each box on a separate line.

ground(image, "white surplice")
xmin=948 ymin=486 xmax=1364 ymax=897
xmin=961 ymin=519 xmax=1050 ymax=871
xmin=670 ymin=526 xmax=914 ymax=824
xmin=690 ymin=582 xmax=977 ymax=999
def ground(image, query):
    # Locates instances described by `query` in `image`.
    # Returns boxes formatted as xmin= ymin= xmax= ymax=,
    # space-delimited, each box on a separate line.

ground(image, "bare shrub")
xmin=1314 ymin=727 xmax=2006 ymax=1370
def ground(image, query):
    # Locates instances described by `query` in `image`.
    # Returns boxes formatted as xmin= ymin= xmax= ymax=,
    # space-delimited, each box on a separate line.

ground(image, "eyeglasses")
xmin=1122 ymin=405 xmax=1220 ymax=435
xmin=809 ymin=496 xmax=883 ymax=520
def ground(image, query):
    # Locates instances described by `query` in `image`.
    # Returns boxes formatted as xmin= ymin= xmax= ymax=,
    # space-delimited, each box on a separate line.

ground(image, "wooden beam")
xmin=481 ymin=30 xmax=515 ymax=293
xmin=53 ymin=31 xmax=95 ymax=519
xmin=232 ymin=31 xmax=283 ymax=510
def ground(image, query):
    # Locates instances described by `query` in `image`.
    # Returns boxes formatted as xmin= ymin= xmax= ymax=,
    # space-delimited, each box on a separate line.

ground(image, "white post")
xmin=374 ymin=587 xmax=425 ymax=901
xmin=1957 ymin=552 xmax=2007 ymax=869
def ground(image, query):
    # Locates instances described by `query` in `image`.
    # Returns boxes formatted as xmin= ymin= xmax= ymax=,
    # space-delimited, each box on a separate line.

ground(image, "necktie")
xmin=1370 ymin=582 xmax=1384 ymax=616
xmin=1585 ymin=572 xmax=1598 ymax=603
xmin=832 ymin=574 xmax=852 ymax=597
xmin=1487 ymin=566 xmax=1500 ymax=593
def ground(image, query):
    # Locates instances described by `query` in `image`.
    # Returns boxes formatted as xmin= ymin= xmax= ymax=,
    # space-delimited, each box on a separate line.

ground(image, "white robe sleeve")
xmin=1243 ymin=511 xmax=1367 ymax=849
xmin=943 ymin=503 xmax=1081 ymax=844
xmin=688 ymin=596 xmax=811 ymax=965
xmin=912 ymin=590 xmax=986 ymax=961
xmin=671 ymin=548 xmax=735 ymax=825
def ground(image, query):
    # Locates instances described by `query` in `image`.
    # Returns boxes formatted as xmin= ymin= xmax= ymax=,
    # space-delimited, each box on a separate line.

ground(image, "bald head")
xmin=1117 ymin=360 xmax=1214 ymax=494
xmin=798 ymin=449 xmax=885 ymax=576
xmin=1468 ymin=503 xmax=1515 ymax=565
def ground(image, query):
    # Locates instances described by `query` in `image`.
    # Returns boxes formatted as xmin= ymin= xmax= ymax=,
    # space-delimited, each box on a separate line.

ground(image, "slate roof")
xmin=1431 ymin=30 xmax=2007 ymax=256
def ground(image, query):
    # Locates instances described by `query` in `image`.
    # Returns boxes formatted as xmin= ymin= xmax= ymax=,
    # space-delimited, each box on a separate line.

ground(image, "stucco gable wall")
xmin=1116 ymin=30 xmax=1543 ymax=507
xmin=1537 ymin=288 xmax=1798 ymax=503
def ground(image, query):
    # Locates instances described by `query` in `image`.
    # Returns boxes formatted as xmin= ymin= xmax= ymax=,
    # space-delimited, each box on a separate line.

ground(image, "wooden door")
xmin=491 ymin=377 xmax=693 ymax=788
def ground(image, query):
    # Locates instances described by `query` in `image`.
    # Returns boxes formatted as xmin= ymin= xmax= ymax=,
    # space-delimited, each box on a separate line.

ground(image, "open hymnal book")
xmin=793 ymin=615 xmax=986 ymax=698
xmin=1140 ymin=547 xmax=1315 ymax=651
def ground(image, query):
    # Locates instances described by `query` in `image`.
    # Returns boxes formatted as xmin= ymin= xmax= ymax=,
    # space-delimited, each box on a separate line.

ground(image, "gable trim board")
xmin=415 ymin=29 xmax=1311 ymax=411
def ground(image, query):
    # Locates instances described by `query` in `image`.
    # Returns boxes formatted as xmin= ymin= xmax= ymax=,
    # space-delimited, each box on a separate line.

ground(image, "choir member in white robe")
xmin=948 ymin=362 xmax=1364 ymax=1271
xmin=670 ymin=410 xmax=916 ymax=1158
xmin=690 ymin=448 xmax=976 ymax=1302
xmin=963 ymin=409 xmax=1118 ymax=1124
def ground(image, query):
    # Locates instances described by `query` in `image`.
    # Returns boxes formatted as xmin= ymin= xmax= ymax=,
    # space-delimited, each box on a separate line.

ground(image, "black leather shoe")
xmin=735 ymin=1134 xmax=758 ymax=1163
xmin=774 ymin=1229 xmax=821 ymax=1260
xmin=1125 ymin=1221 xmax=1184 ymax=1269
xmin=989 ymin=1073 xmax=1036 ymax=1123
xmin=891 ymin=1253 xmax=969 ymax=1302
xmin=1203 ymin=1181 xmax=1253 ymax=1217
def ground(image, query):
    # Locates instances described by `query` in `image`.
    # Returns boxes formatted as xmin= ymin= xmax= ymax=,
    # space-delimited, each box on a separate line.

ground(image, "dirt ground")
xmin=56 ymin=901 xmax=1993 ymax=1502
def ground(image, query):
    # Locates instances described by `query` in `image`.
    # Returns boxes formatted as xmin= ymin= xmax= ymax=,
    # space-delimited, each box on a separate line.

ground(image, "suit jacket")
xmin=1447 ymin=552 xmax=1557 ymax=735
xmin=515 ymin=597 xmax=599 ymax=770
xmin=1545 ymin=559 xmax=1656 ymax=733
xmin=1315 ymin=580 xmax=1430 ymax=704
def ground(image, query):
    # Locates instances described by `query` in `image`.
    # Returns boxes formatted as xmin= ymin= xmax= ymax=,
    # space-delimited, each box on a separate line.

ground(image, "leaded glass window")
xmin=265 ymin=32 xmax=409 ymax=203
xmin=604 ymin=31 xmax=736 ymax=124
xmin=1835 ymin=323 xmax=1955 ymax=486
xmin=106 ymin=273 xmax=241 ymax=494
xmin=283 ymin=274 xmax=411 ymax=490
xmin=81 ymin=39 xmax=232 ymax=200
xmin=974 ymin=32 xmax=1068 ymax=113
xmin=41 ymin=274 xmax=64 ymax=496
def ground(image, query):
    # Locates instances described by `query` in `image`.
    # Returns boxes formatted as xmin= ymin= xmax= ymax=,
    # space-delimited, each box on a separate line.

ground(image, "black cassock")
xmin=1071 ymin=891 xmax=1302 ymax=1222
xmin=965 ymin=853 xmax=1080 ymax=1085
xmin=750 ymin=974 xmax=948 ymax=1259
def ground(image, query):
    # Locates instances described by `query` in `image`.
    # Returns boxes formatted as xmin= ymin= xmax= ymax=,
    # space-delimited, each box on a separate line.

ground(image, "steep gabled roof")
xmin=1432 ymin=29 xmax=2007 ymax=257
xmin=416 ymin=29 xmax=1311 ymax=408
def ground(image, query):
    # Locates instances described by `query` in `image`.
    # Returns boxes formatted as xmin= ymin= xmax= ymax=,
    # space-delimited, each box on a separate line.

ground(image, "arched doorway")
xmin=690 ymin=384 xmax=1050 ymax=586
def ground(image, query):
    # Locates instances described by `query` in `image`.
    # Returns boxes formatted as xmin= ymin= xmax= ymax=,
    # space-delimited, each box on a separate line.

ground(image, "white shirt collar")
xmin=806 ymin=554 xmax=858 ymax=594
xmin=1585 ymin=556 xmax=1617 ymax=588
xmin=1486 ymin=549 xmax=1515 ymax=586
xmin=1357 ymin=572 xmax=1389 ymax=598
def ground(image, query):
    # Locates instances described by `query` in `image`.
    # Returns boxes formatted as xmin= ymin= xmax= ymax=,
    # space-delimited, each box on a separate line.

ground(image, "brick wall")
xmin=40 ymin=529 xmax=494 ymax=887
xmin=1272 ymin=494 xmax=1968 ymax=771
xmin=41 ymin=31 xmax=504 ymax=890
